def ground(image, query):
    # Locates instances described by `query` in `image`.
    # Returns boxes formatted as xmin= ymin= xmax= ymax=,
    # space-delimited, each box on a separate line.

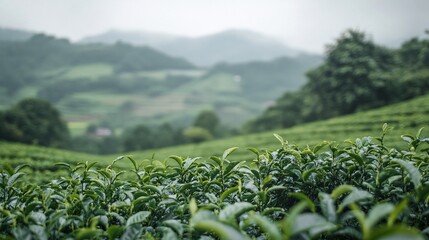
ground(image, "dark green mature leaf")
xmin=126 ymin=211 xmax=150 ymax=227
xmin=29 ymin=212 xmax=46 ymax=225
xmin=120 ymin=224 xmax=143 ymax=240
xmin=142 ymin=185 xmax=162 ymax=195
xmin=29 ymin=225 xmax=47 ymax=240
xmin=163 ymin=219 xmax=184 ymax=236
xmin=205 ymin=193 xmax=218 ymax=203
xmin=392 ymin=159 xmax=422 ymax=190
xmin=7 ymin=172 xmax=25 ymax=186
xmin=107 ymin=225 xmax=124 ymax=240
xmin=349 ymin=153 xmax=364 ymax=166
xmin=194 ymin=220 xmax=250 ymax=240
xmin=319 ymin=193 xmax=337 ymax=222
xmin=161 ymin=227 xmax=178 ymax=240
xmin=12 ymin=227 xmax=32 ymax=240
xmin=223 ymin=161 xmax=243 ymax=178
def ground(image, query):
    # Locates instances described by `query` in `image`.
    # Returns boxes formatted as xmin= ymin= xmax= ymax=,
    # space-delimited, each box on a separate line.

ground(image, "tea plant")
xmin=0 ymin=126 xmax=428 ymax=239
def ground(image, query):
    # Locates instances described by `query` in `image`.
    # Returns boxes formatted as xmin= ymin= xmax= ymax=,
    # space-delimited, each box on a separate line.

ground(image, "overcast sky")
xmin=0 ymin=0 xmax=427 ymax=53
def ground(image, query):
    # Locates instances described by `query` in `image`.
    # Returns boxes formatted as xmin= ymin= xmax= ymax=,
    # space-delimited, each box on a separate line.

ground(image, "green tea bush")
xmin=1 ymin=125 xmax=428 ymax=239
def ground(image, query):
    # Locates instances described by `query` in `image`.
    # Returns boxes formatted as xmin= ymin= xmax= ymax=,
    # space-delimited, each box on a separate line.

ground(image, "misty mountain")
xmin=208 ymin=54 xmax=323 ymax=101
xmin=0 ymin=34 xmax=194 ymax=95
xmin=0 ymin=27 xmax=34 ymax=42
xmin=81 ymin=29 xmax=301 ymax=66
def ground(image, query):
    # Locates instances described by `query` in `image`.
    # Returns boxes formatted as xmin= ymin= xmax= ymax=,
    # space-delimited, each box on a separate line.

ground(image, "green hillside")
xmin=0 ymin=34 xmax=320 ymax=133
xmin=1 ymin=94 xmax=428 ymax=182
xmin=119 ymin=94 xmax=429 ymax=161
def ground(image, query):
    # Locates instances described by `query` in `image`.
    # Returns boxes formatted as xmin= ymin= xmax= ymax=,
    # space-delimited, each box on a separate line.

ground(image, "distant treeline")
xmin=244 ymin=30 xmax=429 ymax=132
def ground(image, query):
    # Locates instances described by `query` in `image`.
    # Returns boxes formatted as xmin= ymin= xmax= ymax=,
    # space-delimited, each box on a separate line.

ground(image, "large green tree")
xmin=193 ymin=110 xmax=220 ymax=135
xmin=305 ymin=30 xmax=398 ymax=118
xmin=0 ymin=98 xmax=69 ymax=147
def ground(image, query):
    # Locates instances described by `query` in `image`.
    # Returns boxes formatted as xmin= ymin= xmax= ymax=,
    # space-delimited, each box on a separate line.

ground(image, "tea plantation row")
xmin=1 ymin=125 xmax=428 ymax=239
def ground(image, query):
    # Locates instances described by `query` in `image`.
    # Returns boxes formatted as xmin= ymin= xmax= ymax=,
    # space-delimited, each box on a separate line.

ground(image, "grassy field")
xmin=60 ymin=63 xmax=114 ymax=80
xmin=1 ymin=94 xmax=429 ymax=182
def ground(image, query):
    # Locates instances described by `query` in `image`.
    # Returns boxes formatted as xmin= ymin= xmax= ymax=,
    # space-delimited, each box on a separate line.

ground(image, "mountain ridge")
xmin=81 ymin=29 xmax=302 ymax=66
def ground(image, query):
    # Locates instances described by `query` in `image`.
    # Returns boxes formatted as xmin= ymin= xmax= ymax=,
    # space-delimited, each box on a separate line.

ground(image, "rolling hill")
xmin=0 ymin=33 xmax=320 ymax=134
xmin=81 ymin=29 xmax=302 ymax=66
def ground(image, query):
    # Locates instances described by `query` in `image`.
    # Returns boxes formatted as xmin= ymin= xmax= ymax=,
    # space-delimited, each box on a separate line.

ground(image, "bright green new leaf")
xmin=220 ymin=186 xmax=239 ymax=203
xmin=222 ymin=147 xmax=239 ymax=161
xmin=75 ymin=228 xmax=103 ymax=240
xmin=331 ymin=185 xmax=354 ymax=200
xmin=169 ymin=155 xmax=183 ymax=166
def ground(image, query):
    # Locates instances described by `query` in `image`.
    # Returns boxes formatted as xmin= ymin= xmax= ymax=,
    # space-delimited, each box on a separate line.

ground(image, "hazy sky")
xmin=0 ymin=0 xmax=428 ymax=53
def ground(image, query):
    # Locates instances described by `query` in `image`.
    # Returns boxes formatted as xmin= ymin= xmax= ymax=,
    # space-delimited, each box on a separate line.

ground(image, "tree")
xmin=305 ymin=30 xmax=397 ymax=118
xmin=193 ymin=110 xmax=220 ymax=135
xmin=0 ymin=98 xmax=69 ymax=147
xmin=122 ymin=124 xmax=153 ymax=152
xmin=183 ymin=127 xmax=213 ymax=143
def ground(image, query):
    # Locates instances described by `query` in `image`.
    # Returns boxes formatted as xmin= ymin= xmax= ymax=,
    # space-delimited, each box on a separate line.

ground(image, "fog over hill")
xmin=0 ymin=27 xmax=34 ymax=42
xmin=81 ymin=29 xmax=301 ymax=66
